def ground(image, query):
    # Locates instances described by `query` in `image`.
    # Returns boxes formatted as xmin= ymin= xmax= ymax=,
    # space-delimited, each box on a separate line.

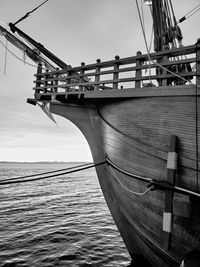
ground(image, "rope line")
xmin=110 ymin=165 xmax=153 ymax=196
xmin=14 ymin=0 xmax=49 ymax=26
xmin=178 ymin=3 xmax=200 ymax=24
xmin=135 ymin=0 xmax=152 ymax=81
xmin=0 ymin=39 xmax=54 ymax=71
xmin=2 ymin=162 xmax=98 ymax=183
xmin=0 ymin=160 xmax=106 ymax=185
xmin=106 ymin=156 xmax=152 ymax=182
xmin=134 ymin=0 xmax=200 ymax=88
xmin=184 ymin=3 xmax=200 ymax=18
xmin=0 ymin=40 xmax=37 ymax=68
xmin=106 ymin=156 xmax=200 ymax=198
xmin=1 ymin=153 xmax=200 ymax=198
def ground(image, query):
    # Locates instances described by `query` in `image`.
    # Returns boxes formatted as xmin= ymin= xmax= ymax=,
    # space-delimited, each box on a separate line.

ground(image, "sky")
xmin=0 ymin=0 xmax=199 ymax=162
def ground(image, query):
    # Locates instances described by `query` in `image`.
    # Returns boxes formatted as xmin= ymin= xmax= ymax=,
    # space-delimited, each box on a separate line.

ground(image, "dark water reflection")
xmin=0 ymin=163 xmax=130 ymax=266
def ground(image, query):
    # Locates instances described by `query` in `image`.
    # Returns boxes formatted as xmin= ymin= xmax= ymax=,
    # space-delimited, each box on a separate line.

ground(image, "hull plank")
xmin=50 ymin=92 xmax=200 ymax=266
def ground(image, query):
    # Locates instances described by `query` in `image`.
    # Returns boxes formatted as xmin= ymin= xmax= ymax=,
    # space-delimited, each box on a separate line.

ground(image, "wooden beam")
xmin=163 ymin=135 xmax=177 ymax=250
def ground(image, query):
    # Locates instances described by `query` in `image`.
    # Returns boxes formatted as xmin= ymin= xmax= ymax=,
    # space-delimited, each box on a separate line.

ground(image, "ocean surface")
xmin=0 ymin=162 xmax=130 ymax=267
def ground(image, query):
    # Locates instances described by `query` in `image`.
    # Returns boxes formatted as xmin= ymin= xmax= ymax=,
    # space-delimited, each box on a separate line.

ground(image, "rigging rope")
xmin=106 ymin=156 xmax=152 ymax=182
xmin=0 ymin=40 xmax=37 ymax=68
xmin=3 ymin=39 xmax=8 ymax=75
xmin=134 ymin=0 xmax=200 ymax=86
xmin=110 ymin=165 xmax=153 ymax=196
xmin=106 ymin=156 xmax=200 ymax=198
xmin=135 ymin=0 xmax=152 ymax=81
xmin=13 ymin=0 xmax=49 ymax=26
xmin=2 ymin=162 xmax=98 ymax=183
xmin=0 ymin=39 xmax=53 ymax=70
xmin=1 ymin=153 xmax=200 ymax=198
xmin=0 ymin=160 xmax=106 ymax=185
xmin=178 ymin=3 xmax=200 ymax=24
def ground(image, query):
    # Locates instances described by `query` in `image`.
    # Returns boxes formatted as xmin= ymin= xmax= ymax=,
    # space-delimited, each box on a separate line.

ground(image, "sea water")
xmin=0 ymin=162 xmax=130 ymax=267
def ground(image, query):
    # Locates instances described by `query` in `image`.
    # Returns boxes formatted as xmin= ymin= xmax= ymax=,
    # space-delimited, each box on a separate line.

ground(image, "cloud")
xmin=0 ymin=0 xmax=199 ymax=162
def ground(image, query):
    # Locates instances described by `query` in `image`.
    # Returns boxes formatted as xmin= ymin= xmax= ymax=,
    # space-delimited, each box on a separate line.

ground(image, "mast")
xmin=150 ymin=0 xmax=183 ymax=51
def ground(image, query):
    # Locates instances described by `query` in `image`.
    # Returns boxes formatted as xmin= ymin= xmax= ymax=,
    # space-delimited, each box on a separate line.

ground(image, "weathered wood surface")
xmin=30 ymin=41 xmax=200 ymax=266
xmin=49 ymin=89 xmax=200 ymax=266
xmin=33 ymin=42 xmax=197 ymax=94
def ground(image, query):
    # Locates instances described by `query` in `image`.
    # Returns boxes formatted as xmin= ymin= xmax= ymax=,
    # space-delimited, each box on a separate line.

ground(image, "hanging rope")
xmin=106 ymin=155 xmax=200 ymax=198
xmin=110 ymin=165 xmax=153 ymax=196
xmin=106 ymin=156 xmax=152 ymax=182
xmin=135 ymin=0 xmax=152 ymax=81
xmin=0 ymin=160 xmax=106 ymax=185
xmin=134 ymin=0 xmax=200 ymax=87
xmin=0 ymin=39 xmax=54 ymax=70
xmin=0 ymin=40 xmax=37 ymax=68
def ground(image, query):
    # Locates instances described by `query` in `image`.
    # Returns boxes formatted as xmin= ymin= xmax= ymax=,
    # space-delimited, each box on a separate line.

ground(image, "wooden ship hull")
xmin=1 ymin=8 xmax=200 ymax=265
xmin=27 ymin=42 xmax=200 ymax=266
xmin=48 ymin=85 xmax=200 ymax=266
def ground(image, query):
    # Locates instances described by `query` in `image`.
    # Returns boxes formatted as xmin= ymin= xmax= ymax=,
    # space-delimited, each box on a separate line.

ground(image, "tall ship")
xmin=1 ymin=0 xmax=200 ymax=266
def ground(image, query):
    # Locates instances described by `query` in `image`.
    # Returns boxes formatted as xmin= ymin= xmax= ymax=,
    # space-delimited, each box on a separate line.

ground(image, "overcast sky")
xmin=0 ymin=0 xmax=199 ymax=162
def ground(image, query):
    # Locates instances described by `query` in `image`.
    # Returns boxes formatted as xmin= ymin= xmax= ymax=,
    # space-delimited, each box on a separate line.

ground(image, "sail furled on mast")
xmin=151 ymin=0 xmax=183 ymax=51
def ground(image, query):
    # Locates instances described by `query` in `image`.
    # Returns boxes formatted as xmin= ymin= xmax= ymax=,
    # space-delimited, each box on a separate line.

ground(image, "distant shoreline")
xmin=0 ymin=161 xmax=90 ymax=164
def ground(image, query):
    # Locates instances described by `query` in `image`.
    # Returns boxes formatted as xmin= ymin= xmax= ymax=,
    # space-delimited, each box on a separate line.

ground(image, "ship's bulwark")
xmin=50 ymin=93 xmax=200 ymax=267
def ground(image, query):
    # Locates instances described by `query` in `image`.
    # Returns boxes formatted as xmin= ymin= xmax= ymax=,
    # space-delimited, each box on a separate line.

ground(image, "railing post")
xmin=95 ymin=59 xmax=101 ymax=90
xmin=161 ymin=55 xmax=168 ymax=86
xmin=196 ymin=38 xmax=200 ymax=87
xmin=113 ymin=55 xmax=120 ymax=89
xmin=79 ymin=62 xmax=85 ymax=91
xmin=44 ymin=69 xmax=49 ymax=93
xmin=53 ymin=68 xmax=59 ymax=93
xmin=135 ymin=51 xmax=142 ymax=88
xmin=66 ymin=70 xmax=72 ymax=92
xmin=35 ymin=63 xmax=42 ymax=93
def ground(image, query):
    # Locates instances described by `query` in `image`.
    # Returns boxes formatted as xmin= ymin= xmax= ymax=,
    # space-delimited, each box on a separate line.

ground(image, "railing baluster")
xmin=53 ymin=68 xmax=59 ymax=93
xmin=161 ymin=56 xmax=168 ymax=86
xmin=95 ymin=59 xmax=101 ymax=90
xmin=66 ymin=70 xmax=71 ymax=92
xmin=113 ymin=55 xmax=120 ymax=89
xmin=32 ymin=45 xmax=197 ymax=97
xmin=80 ymin=62 xmax=85 ymax=91
xmin=196 ymin=38 xmax=200 ymax=87
xmin=35 ymin=63 xmax=42 ymax=93
xmin=44 ymin=69 xmax=49 ymax=93
xmin=135 ymin=51 xmax=142 ymax=88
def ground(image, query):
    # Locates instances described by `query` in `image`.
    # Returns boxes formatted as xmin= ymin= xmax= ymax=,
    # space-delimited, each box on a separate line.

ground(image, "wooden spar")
xmin=9 ymin=23 xmax=69 ymax=69
xmin=163 ymin=135 xmax=177 ymax=250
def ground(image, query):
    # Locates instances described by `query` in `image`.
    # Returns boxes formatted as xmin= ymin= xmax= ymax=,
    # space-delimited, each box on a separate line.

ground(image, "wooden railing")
xmin=33 ymin=43 xmax=199 ymax=96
